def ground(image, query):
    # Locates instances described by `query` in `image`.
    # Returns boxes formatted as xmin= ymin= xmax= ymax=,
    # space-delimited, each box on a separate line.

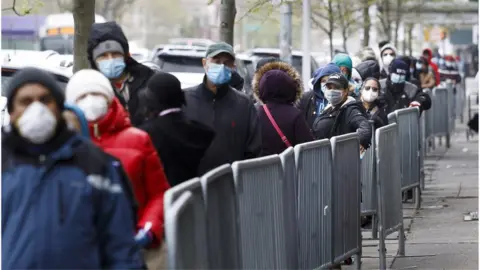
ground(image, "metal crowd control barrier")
xmin=279 ymin=148 xmax=299 ymax=269
xmin=200 ymin=165 xmax=240 ymax=269
xmin=388 ymin=107 xmax=421 ymax=209
xmin=432 ymin=87 xmax=451 ymax=148
xmin=331 ymin=133 xmax=362 ymax=269
xmin=232 ymin=155 xmax=289 ymax=269
xmin=164 ymin=178 xmax=209 ymax=269
xmin=375 ymin=124 xmax=405 ymax=270
xmin=360 ymin=121 xmax=378 ymax=239
xmin=294 ymin=139 xmax=333 ymax=269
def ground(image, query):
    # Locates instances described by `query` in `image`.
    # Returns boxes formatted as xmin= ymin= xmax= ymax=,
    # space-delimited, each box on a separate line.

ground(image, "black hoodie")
xmin=355 ymin=60 xmax=381 ymax=80
xmin=87 ymin=21 xmax=154 ymax=126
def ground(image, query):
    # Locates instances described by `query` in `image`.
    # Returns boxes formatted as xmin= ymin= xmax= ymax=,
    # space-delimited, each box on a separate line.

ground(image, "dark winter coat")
xmin=313 ymin=96 xmax=372 ymax=148
xmin=252 ymin=61 xmax=314 ymax=156
xmin=139 ymin=112 xmax=215 ymax=186
xmin=379 ymin=79 xmax=432 ymax=115
xmin=183 ymin=77 xmax=262 ymax=174
xmin=364 ymin=101 xmax=389 ymax=129
xmin=87 ymin=21 xmax=155 ymax=126
xmin=2 ymin=126 xmax=144 ymax=269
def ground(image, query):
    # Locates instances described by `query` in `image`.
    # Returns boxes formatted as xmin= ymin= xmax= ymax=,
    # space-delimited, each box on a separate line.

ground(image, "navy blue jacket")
xmin=2 ymin=126 xmax=144 ymax=269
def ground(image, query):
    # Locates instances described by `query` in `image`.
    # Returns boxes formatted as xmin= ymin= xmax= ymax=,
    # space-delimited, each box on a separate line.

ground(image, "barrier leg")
xmin=378 ymin=230 xmax=386 ymax=270
xmin=371 ymin=215 xmax=378 ymax=240
xmin=398 ymin=224 xmax=405 ymax=256
xmin=414 ymin=187 xmax=421 ymax=210
xmin=446 ymin=133 xmax=451 ymax=149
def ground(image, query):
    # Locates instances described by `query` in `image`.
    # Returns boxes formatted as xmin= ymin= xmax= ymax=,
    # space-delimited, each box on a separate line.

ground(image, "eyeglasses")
xmin=363 ymin=86 xmax=379 ymax=92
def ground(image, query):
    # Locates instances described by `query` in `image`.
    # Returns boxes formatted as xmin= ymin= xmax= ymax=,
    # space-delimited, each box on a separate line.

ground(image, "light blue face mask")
xmin=390 ymin=73 xmax=406 ymax=84
xmin=206 ymin=63 xmax=232 ymax=85
xmin=97 ymin=58 xmax=126 ymax=79
xmin=416 ymin=62 xmax=423 ymax=70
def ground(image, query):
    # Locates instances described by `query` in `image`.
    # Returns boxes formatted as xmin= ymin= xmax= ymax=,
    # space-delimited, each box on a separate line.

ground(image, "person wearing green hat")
xmin=183 ymin=42 xmax=262 ymax=174
xmin=333 ymin=53 xmax=361 ymax=97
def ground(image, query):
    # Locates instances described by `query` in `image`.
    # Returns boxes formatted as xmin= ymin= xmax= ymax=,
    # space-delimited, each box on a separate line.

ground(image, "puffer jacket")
xmin=89 ymin=97 xmax=170 ymax=248
xmin=87 ymin=22 xmax=155 ymax=126
xmin=313 ymin=96 xmax=372 ymax=148
xmin=2 ymin=126 xmax=144 ymax=269
xmin=379 ymin=79 xmax=432 ymax=115
xmin=356 ymin=60 xmax=381 ymax=80
xmin=252 ymin=61 xmax=314 ymax=156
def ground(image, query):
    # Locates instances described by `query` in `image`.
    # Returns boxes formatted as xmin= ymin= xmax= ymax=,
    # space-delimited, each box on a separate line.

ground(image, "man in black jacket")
xmin=87 ymin=21 xmax=154 ymax=126
xmin=183 ymin=42 xmax=262 ymax=174
xmin=379 ymin=59 xmax=432 ymax=115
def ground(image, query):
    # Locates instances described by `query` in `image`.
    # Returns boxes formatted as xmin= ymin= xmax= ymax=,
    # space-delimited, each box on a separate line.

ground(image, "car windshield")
xmin=40 ymin=35 xmax=74 ymax=54
xmin=154 ymin=54 xmax=204 ymax=73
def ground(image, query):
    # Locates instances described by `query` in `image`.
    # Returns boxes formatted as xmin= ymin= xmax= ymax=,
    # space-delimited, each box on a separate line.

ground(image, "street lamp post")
xmin=302 ymin=0 xmax=311 ymax=90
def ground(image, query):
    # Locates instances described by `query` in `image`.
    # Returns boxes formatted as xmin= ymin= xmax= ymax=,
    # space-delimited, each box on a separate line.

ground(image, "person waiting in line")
xmin=2 ymin=67 xmax=144 ymax=269
xmin=379 ymin=43 xmax=397 ymax=79
xmin=416 ymin=57 xmax=436 ymax=90
xmin=312 ymin=73 xmax=372 ymax=150
xmin=422 ymin=48 xmax=441 ymax=85
xmin=183 ymin=42 xmax=262 ymax=174
xmin=252 ymin=60 xmax=314 ymax=155
xmin=138 ymin=72 xmax=215 ymax=187
xmin=360 ymin=77 xmax=388 ymax=129
xmin=65 ymin=69 xmax=170 ymax=269
xmin=332 ymin=53 xmax=359 ymax=97
xmin=87 ymin=21 xmax=155 ymax=126
xmin=296 ymin=63 xmax=342 ymax=128
xmin=379 ymin=59 xmax=432 ymax=115
xmin=355 ymin=59 xmax=381 ymax=81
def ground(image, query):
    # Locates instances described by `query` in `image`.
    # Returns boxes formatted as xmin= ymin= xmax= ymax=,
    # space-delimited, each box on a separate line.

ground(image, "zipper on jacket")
xmin=58 ymin=181 xmax=65 ymax=224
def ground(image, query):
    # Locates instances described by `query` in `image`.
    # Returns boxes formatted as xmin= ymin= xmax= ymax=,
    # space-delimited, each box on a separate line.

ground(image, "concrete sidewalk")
xmin=390 ymin=126 xmax=479 ymax=269
xmin=344 ymin=121 xmax=478 ymax=270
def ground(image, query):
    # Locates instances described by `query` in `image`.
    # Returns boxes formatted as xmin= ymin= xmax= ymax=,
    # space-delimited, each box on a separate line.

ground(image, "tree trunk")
xmin=328 ymin=0 xmax=334 ymax=59
xmin=219 ymin=0 xmax=236 ymax=45
xmin=393 ymin=0 xmax=401 ymax=47
xmin=362 ymin=0 xmax=370 ymax=47
xmin=342 ymin=29 xmax=348 ymax=53
xmin=328 ymin=32 xmax=334 ymax=59
xmin=73 ymin=0 xmax=95 ymax=73
xmin=407 ymin=23 xmax=413 ymax=56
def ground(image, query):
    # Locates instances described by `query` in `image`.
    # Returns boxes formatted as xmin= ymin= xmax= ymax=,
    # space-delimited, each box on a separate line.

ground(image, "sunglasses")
xmin=363 ymin=86 xmax=379 ymax=92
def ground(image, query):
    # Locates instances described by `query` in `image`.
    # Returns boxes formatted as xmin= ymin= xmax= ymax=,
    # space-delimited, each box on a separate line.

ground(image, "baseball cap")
xmin=206 ymin=42 xmax=235 ymax=60
xmin=325 ymin=73 xmax=349 ymax=89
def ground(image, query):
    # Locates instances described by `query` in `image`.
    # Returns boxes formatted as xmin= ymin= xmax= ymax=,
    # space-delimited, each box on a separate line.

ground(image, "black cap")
xmin=255 ymin=57 xmax=281 ymax=71
xmin=6 ymin=67 xmax=65 ymax=113
xmin=325 ymin=73 xmax=349 ymax=89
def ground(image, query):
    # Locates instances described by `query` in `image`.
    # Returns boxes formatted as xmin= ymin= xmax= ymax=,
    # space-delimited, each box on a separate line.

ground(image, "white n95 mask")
xmin=76 ymin=95 xmax=109 ymax=122
xmin=16 ymin=101 xmax=57 ymax=144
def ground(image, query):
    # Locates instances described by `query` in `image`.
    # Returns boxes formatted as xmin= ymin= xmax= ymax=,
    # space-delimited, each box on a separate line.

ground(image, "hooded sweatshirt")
xmin=356 ymin=60 xmax=381 ymax=80
xmin=332 ymin=53 xmax=353 ymax=80
xmin=296 ymin=63 xmax=341 ymax=128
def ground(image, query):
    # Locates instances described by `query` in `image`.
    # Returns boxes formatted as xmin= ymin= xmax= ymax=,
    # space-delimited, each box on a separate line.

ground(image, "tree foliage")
xmin=2 ymin=0 xmax=44 ymax=15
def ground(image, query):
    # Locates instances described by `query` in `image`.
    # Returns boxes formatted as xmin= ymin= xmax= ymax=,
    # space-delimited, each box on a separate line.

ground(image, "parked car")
xmin=1 ymin=62 xmax=72 ymax=127
xmin=244 ymin=48 xmax=320 ymax=76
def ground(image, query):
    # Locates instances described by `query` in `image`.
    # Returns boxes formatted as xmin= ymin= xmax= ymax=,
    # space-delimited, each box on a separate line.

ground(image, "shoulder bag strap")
xmin=262 ymin=104 xmax=292 ymax=148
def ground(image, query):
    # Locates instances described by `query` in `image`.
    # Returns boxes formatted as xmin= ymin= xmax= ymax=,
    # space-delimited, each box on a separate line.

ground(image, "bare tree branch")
xmin=2 ymin=0 xmax=34 ymax=16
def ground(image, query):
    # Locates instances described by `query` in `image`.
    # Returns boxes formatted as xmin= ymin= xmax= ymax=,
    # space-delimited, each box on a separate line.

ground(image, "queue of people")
xmin=2 ymin=20 xmax=440 ymax=269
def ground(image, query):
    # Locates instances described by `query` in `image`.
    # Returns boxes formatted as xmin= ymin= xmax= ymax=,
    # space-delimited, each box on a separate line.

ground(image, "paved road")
xmin=390 ymin=125 xmax=479 ymax=269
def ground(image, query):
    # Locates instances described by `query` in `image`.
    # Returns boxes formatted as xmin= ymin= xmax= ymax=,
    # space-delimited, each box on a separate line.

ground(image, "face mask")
xmin=76 ymin=95 xmax=109 ymax=122
xmin=390 ymin=73 xmax=406 ymax=84
xmin=97 ymin=58 xmax=126 ymax=79
xmin=353 ymin=82 xmax=361 ymax=96
xmin=410 ymin=68 xmax=414 ymax=74
xmin=324 ymin=89 xmax=344 ymax=106
xmin=362 ymin=89 xmax=379 ymax=103
xmin=383 ymin=55 xmax=394 ymax=67
xmin=321 ymin=82 xmax=327 ymax=93
xmin=206 ymin=63 xmax=232 ymax=85
xmin=16 ymin=101 xmax=57 ymax=144
xmin=415 ymin=62 xmax=423 ymax=70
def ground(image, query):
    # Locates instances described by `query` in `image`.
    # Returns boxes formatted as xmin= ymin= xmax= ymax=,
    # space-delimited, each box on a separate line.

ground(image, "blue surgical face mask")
xmin=321 ymin=82 xmax=327 ymax=93
xmin=415 ymin=62 xmax=423 ymax=70
xmin=324 ymin=89 xmax=344 ymax=106
xmin=390 ymin=73 xmax=406 ymax=84
xmin=206 ymin=63 xmax=232 ymax=85
xmin=97 ymin=58 xmax=126 ymax=79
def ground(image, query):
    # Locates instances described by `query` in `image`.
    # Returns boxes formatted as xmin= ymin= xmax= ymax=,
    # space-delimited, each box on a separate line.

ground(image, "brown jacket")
xmin=419 ymin=72 xmax=436 ymax=89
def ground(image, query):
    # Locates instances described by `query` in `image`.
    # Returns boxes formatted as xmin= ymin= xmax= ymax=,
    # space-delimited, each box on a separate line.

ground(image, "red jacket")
xmin=89 ymin=97 xmax=170 ymax=247
xmin=423 ymin=48 xmax=441 ymax=86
